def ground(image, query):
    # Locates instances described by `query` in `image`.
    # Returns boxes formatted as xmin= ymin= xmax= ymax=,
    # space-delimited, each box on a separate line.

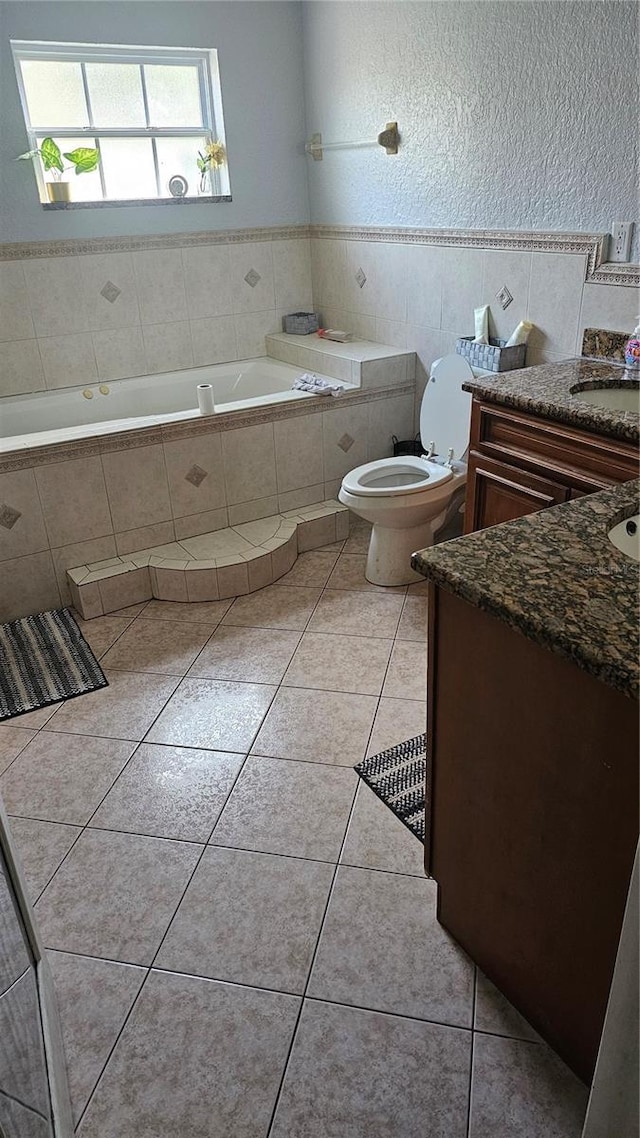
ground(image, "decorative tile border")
xmin=1 ymin=222 xmax=636 ymax=284
xmin=0 ymin=381 xmax=414 ymax=472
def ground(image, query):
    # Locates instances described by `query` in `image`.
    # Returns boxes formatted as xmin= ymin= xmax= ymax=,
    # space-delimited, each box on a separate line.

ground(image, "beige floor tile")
xmin=315 ymin=539 xmax=346 ymax=553
xmin=91 ymin=744 xmax=243 ymax=842
xmin=76 ymin=971 xmax=299 ymax=1138
xmin=48 ymin=951 xmax=145 ymax=1125
xmin=326 ymin=553 xmax=406 ymax=593
xmin=469 ymin=1033 xmax=588 ymax=1138
xmin=340 ymin=784 xmax=426 ymax=877
xmin=397 ymin=595 xmax=428 ymax=641
xmin=342 ymin=523 xmax=372 ymax=555
xmin=46 ymin=671 xmax=180 ymax=741
xmin=210 ymin=756 xmax=357 ymax=861
xmin=474 ymin=972 xmax=541 ymax=1043
xmin=406 ymin=577 xmax=430 ymax=595
xmin=7 ymin=817 xmax=81 ymax=900
xmin=382 ymin=640 xmax=428 ymax=700
xmin=142 ymin=598 xmax=233 ymax=623
xmin=222 ymin=583 xmax=322 ymax=631
xmin=35 ymin=828 xmax=201 ymax=965
xmin=0 ymin=1090 xmax=51 ymax=1136
xmin=1 ymin=733 xmax=134 ymax=825
xmin=251 ymin=687 xmax=377 ymax=767
xmin=367 ymin=697 xmax=426 ymax=756
xmin=276 ymin=550 xmax=340 ymax=587
xmin=308 ymin=865 xmax=474 ymax=1025
xmin=0 ymin=726 xmax=36 ymax=774
xmin=146 ymin=678 xmax=276 ymax=752
xmin=307 ymin=589 xmax=404 ymax=638
xmin=72 ymin=612 xmax=141 ymax=659
xmin=100 ymin=618 xmax=214 ymax=676
xmin=10 ymin=704 xmax=60 ymax=729
xmin=282 ymin=631 xmax=393 ymax=696
xmin=270 ymin=1000 xmax=471 ymax=1138
xmin=189 ymin=625 xmax=301 ymax=684
xmin=156 ymin=846 xmax=333 ymax=993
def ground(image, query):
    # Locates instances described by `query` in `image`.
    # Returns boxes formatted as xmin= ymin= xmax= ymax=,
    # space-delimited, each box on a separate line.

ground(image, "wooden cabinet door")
xmin=464 ymin=451 xmax=569 ymax=533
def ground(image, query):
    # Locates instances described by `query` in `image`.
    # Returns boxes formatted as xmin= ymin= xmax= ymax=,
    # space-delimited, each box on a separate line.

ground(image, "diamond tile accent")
xmin=338 ymin=434 xmax=355 ymax=453
xmin=244 ymin=269 xmax=261 ymax=288
xmin=100 ymin=281 xmax=121 ymax=304
xmin=355 ymin=267 xmax=367 ymax=289
xmin=496 ymin=284 xmax=513 ymax=310
xmin=185 ymin=465 xmax=209 ymax=488
xmin=0 ymin=504 xmax=22 ymax=530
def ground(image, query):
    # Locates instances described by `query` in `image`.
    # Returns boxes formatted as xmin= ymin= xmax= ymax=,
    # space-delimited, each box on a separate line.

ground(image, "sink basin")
xmin=608 ymin=514 xmax=640 ymax=562
xmin=570 ymin=381 xmax=640 ymax=414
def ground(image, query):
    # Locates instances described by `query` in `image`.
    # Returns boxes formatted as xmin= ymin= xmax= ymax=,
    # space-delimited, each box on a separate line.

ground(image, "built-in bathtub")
xmin=0 ymin=345 xmax=416 ymax=621
xmin=0 ymin=357 xmax=352 ymax=454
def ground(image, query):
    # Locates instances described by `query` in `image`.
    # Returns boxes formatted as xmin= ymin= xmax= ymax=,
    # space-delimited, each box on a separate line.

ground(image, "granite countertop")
xmin=412 ymin=480 xmax=640 ymax=698
xmin=463 ymin=359 xmax=640 ymax=443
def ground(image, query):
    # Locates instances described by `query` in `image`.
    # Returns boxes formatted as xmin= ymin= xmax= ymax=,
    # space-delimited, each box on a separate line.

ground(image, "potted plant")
xmin=196 ymin=139 xmax=226 ymax=195
xmin=16 ymin=136 xmax=100 ymax=202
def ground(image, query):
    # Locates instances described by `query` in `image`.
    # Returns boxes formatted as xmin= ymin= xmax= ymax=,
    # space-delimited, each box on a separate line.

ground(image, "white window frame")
xmin=11 ymin=39 xmax=230 ymax=206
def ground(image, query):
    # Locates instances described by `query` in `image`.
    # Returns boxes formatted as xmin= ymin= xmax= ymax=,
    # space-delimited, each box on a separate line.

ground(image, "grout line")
xmin=465 ymin=967 xmax=479 ymax=1137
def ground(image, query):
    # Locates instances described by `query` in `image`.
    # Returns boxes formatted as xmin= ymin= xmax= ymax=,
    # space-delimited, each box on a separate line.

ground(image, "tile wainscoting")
xmin=0 ymin=384 xmax=414 ymax=621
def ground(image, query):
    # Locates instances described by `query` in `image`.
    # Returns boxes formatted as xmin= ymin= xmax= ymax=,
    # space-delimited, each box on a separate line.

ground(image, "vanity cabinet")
xmin=464 ymin=400 xmax=638 ymax=532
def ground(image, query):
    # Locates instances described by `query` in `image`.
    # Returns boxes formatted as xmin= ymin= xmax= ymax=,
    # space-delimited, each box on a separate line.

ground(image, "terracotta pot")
xmin=46 ymin=182 xmax=71 ymax=203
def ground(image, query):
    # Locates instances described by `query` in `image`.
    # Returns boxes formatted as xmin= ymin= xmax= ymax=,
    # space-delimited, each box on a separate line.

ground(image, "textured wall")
xmin=302 ymin=1 xmax=639 ymax=240
xmin=0 ymin=1 xmax=310 ymax=241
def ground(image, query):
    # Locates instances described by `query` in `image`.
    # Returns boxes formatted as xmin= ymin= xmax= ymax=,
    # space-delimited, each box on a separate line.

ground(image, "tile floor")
xmin=0 ymin=520 xmax=589 ymax=1137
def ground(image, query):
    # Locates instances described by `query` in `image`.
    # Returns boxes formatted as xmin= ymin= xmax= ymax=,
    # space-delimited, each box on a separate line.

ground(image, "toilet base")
xmin=365 ymin=520 xmax=437 ymax=586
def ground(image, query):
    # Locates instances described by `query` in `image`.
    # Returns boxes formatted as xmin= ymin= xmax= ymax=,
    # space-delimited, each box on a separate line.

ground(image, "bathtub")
xmin=0 ymin=356 xmax=353 ymax=454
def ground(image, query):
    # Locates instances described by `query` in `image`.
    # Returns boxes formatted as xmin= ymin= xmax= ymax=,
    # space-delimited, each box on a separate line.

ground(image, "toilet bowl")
xmin=338 ymin=354 xmax=474 ymax=585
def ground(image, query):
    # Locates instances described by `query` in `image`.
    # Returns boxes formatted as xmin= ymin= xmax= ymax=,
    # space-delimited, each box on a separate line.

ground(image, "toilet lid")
xmin=420 ymin=354 xmax=474 ymax=461
xmin=341 ymin=456 xmax=453 ymax=497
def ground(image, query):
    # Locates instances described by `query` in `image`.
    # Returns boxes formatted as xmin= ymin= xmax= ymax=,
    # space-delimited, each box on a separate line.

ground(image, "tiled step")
xmin=68 ymin=501 xmax=349 ymax=619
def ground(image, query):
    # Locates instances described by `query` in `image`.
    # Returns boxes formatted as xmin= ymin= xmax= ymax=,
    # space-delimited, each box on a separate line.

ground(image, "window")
xmin=11 ymin=40 xmax=230 ymax=206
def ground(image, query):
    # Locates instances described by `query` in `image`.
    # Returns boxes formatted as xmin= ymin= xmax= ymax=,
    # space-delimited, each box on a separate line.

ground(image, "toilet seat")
xmin=340 ymin=455 xmax=453 ymax=497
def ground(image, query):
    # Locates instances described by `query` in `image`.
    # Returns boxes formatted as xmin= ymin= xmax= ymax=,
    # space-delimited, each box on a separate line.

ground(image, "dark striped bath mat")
xmin=0 ymin=609 xmax=107 ymax=721
xmin=355 ymin=733 xmax=427 ymax=843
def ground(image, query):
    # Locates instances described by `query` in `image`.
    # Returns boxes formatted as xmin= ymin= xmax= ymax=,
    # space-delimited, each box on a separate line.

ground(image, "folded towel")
xmin=293 ymin=373 xmax=342 ymax=396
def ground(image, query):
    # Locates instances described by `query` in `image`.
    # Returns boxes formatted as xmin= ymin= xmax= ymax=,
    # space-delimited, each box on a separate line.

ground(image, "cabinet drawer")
xmin=473 ymin=402 xmax=638 ymax=491
xmin=464 ymin=452 xmax=569 ymax=533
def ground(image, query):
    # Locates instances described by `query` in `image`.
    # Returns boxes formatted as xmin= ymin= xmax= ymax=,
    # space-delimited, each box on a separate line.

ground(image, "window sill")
xmin=42 ymin=195 xmax=232 ymax=210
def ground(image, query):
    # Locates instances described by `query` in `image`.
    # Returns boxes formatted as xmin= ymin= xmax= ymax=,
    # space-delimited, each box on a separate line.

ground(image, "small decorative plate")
xmin=168 ymin=175 xmax=188 ymax=198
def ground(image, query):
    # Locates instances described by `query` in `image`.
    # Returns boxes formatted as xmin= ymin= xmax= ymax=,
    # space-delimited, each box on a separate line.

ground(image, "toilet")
xmin=338 ymin=353 xmax=474 ymax=585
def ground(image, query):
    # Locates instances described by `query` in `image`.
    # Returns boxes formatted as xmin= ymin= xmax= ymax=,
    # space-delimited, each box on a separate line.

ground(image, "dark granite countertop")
xmin=412 ymin=480 xmax=640 ymax=698
xmin=463 ymin=359 xmax=640 ymax=443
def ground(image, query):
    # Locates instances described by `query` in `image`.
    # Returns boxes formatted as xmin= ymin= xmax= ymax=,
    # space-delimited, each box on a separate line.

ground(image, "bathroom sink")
xmin=608 ymin=514 xmax=640 ymax=562
xmin=570 ymin=381 xmax=640 ymax=414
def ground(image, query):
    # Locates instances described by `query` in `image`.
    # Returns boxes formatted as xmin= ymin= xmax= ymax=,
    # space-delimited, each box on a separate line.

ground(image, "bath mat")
xmin=354 ymin=733 xmax=427 ymax=843
xmin=0 ymin=609 xmax=107 ymax=721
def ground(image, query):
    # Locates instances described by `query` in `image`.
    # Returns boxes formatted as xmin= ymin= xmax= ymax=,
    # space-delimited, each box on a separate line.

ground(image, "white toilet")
xmin=338 ymin=353 xmax=474 ymax=585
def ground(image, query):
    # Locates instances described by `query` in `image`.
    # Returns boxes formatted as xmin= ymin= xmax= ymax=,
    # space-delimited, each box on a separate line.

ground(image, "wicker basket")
xmin=456 ymin=336 xmax=526 ymax=373
xmin=282 ymin=311 xmax=320 ymax=335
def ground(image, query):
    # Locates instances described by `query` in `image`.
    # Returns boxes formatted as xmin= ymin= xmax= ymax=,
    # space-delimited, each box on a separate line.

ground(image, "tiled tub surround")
xmin=307 ymin=229 xmax=640 ymax=427
xmin=0 ymin=383 xmax=414 ymax=621
xmin=0 ymin=233 xmax=315 ymax=398
xmin=68 ymin=502 xmax=349 ymax=618
xmin=0 ymin=532 xmax=589 ymax=1136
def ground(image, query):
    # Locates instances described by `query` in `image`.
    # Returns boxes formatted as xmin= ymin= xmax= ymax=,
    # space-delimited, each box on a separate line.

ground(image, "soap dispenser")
xmin=624 ymin=319 xmax=640 ymax=369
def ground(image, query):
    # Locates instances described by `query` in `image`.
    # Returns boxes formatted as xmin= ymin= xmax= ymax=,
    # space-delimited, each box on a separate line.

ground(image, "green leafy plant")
xmin=16 ymin=136 xmax=100 ymax=181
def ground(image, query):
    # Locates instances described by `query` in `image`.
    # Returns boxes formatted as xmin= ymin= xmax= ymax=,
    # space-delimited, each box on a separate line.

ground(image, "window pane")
xmin=144 ymin=64 xmax=203 ymax=128
xmin=21 ymin=60 xmax=88 ymax=128
xmin=155 ymin=135 xmax=209 ymax=196
xmin=99 ymin=137 xmax=157 ymax=199
xmin=36 ymin=135 xmax=102 ymax=201
xmin=85 ymin=63 xmax=145 ymax=127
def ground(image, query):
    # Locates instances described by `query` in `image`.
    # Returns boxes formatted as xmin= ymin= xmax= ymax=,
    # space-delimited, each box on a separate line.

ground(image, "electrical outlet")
xmin=609 ymin=222 xmax=633 ymax=263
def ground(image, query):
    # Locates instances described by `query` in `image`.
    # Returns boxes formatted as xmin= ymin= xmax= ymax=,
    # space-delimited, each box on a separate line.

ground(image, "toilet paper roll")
xmin=197 ymin=383 xmax=215 ymax=415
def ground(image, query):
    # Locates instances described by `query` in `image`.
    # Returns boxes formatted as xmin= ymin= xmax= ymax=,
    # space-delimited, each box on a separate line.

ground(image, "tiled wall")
xmin=0 ymin=237 xmax=313 ymax=398
xmin=309 ymin=236 xmax=640 ymax=425
xmin=0 ymin=389 xmax=414 ymax=620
